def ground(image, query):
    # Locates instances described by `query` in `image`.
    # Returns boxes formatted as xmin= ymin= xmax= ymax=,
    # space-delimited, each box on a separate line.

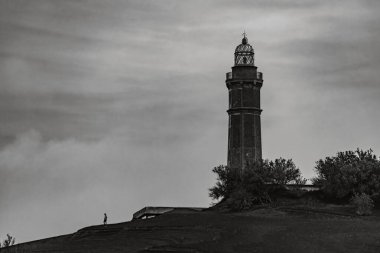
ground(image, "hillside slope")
xmin=2 ymin=207 xmax=380 ymax=253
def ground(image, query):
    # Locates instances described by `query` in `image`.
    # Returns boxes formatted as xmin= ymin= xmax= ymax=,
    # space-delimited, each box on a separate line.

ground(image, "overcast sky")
xmin=1 ymin=0 xmax=380 ymax=243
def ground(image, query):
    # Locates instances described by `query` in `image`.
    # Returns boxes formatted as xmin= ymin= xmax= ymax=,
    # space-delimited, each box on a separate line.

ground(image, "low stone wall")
xmin=132 ymin=206 xmax=205 ymax=220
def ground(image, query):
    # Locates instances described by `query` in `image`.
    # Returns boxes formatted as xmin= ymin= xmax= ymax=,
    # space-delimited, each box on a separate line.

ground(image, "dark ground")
xmin=2 ymin=205 xmax=380 ymax=253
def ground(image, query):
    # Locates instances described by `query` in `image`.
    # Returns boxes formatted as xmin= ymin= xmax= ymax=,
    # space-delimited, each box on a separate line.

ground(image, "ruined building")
xmin=226 ymin=34 xmax=263 ymax=170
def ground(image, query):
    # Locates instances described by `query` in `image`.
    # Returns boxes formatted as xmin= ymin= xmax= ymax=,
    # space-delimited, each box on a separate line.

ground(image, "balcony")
xmin=226 ymin=71 xmax=263 ymax=81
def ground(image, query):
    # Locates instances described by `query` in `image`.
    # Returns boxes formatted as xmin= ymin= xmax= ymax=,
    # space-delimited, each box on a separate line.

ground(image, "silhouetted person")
xmin=103 ymin=213 xmax=107 ymax=225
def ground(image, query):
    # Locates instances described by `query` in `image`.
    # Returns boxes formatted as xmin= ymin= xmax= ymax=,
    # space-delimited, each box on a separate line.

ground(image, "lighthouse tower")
xmin=226 ymin=34 xmax=263 ymax=171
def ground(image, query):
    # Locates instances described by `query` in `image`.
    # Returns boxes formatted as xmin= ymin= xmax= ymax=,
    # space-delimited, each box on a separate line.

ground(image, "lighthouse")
xmin=226 ymin=33 xmax=263 ymax=171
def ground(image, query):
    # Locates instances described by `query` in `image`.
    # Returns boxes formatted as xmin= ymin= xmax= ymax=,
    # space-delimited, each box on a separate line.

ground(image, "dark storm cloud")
xmin=1 ymin=0 xmax=380 ymax=243
xmin=0 ymin=0 xmax=225 ymax=145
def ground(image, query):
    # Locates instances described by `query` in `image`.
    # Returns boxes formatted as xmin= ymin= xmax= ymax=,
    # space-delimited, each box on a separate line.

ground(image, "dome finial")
xmin=242 ymin=30 xmax=248 ymax=44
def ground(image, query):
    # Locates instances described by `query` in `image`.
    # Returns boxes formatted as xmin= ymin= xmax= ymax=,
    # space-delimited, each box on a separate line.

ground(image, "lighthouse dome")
xmin=234 ymin=36 xmax=254 ymax=66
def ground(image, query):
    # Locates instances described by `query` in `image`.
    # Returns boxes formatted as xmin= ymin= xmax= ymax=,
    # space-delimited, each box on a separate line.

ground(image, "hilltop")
xmin=2 ymin=205 xmax=380 ymax=253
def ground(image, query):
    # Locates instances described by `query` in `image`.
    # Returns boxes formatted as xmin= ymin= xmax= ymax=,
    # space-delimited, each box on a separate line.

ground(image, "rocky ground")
xmin=2 ymin=204 xmax=380 ymax=253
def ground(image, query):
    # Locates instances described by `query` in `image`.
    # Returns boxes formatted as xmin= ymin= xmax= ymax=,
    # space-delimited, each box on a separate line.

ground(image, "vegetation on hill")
xmin=209 ymin=158 xmax=305 ymax=210
xmin=0 ymin=234 xmax=15 ymax=248
xmin=312 ymin=148 xmax=380 ymax=215
xmin=210 ymin=149 xmax=380 ymax=214
xmin=313 ymin=149 xmax=380 ymax=202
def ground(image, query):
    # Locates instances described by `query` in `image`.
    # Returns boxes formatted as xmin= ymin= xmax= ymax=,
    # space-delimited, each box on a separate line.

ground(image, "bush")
xmin=209 ymin=158 xmax=304 ymax=209
xmin=351 ymin=193 xmax=374 ymax=216
xmin=209 ymin=165 xmax=239 ymax=200
xmin=1 ymin=234 xmax=15 ymax=248
xmin=226 ymin=187 xmax=256 ymax=211
xmin=313 ymin=149 xmax=380 ymax=201
xmin=264 ymin=158 xmax=303 ymax=185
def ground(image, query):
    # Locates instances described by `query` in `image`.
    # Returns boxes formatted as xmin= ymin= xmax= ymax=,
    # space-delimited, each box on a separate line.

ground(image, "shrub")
xmin=313 ymin=149 xmax=380 ymax=201
xmin=294 ymin=176 xmax=308 ymax=185
xmin=1 ymin=234 xmax=15 ymax=248
xmin=209 ymin=158 xmax=304 ymax=209
xmin=209 ymin=165 xmax=239 ymax=200
xmin=351 ymin=193 xmax=374 ymax=216
xmin=265 ymin=158 xmax=303 ymax=185
xmin=226 ymin=187 xmax=256 ymax=211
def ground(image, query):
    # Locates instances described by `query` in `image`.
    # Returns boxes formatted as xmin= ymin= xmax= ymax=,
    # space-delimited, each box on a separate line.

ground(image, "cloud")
xmin=0 ymin=129 xmax=219 ymax=242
